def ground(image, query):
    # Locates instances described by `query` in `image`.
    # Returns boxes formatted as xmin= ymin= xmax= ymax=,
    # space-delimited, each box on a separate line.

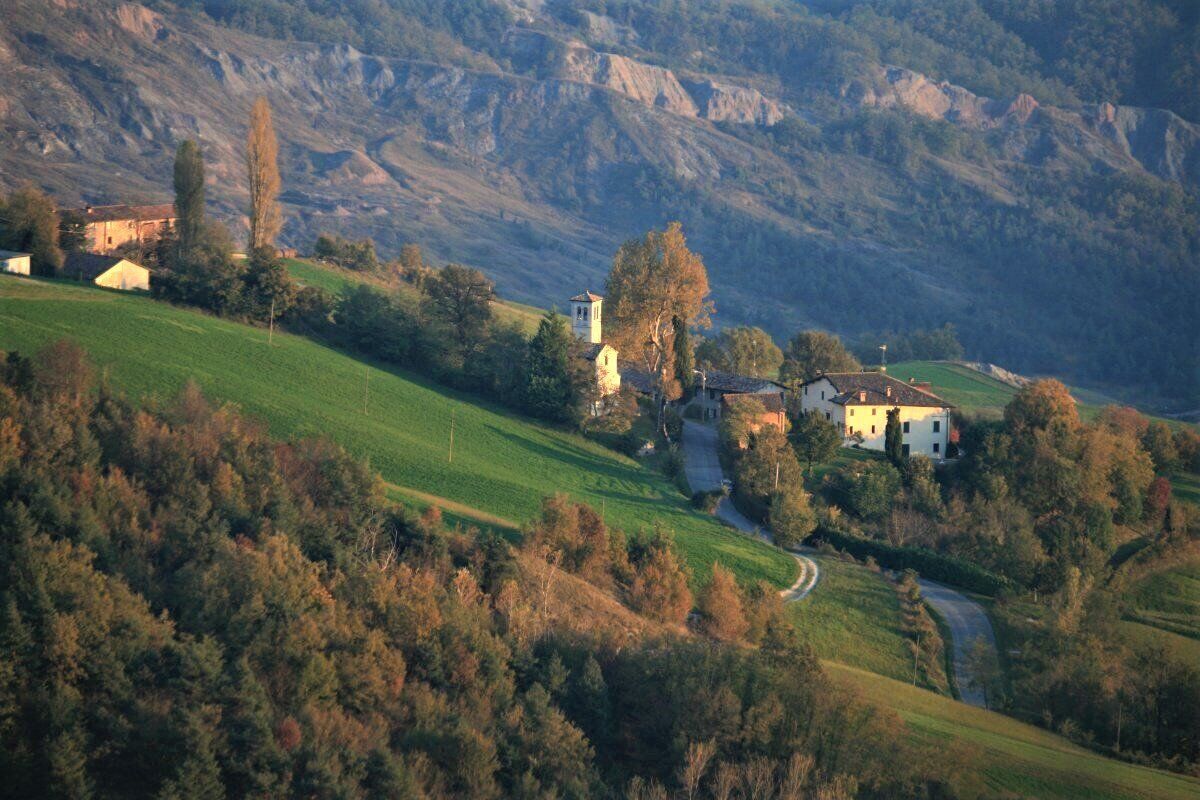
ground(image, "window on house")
xmin=803 ymin=386 xmax=808 ymax=395
xmin=933 ymin=420 xmax=941 ymax=432
xmin=902 ymin=421 xmax=910 ymax=433
xmin=825 ymin=412 xmax=830 ymax=420
xmin=902 ymin=444 xmax=910 ymax=457
xmin=709 ymin=389 xmax=716 ymax=401
xmin=107 ymin=236 xmax=112 ymax=245
xmin=871 ymin=425 xmax=876 ymax=434
xmin=820 ymin=391 xmax=825 ymax=400
xmin=872 ymin=408 xmax=877 ymax=415
xmin=848 ymin=426 xmax=854 ymax=435
xmin=849 ymin=409 xmax=854 ymax=416
xmin=933 ymin=442 xmax=940 ymax=454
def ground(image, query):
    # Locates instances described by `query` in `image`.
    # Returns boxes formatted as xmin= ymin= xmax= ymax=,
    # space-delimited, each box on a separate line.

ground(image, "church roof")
xmin=580 ymin=342 xmax=612 ymax=361
xmin=571 ymin=290 xmax=603 ymax=302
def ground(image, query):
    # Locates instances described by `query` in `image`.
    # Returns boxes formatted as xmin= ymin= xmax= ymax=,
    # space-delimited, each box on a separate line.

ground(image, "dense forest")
xmin=0 ymin=341 xmax=960 ymax=798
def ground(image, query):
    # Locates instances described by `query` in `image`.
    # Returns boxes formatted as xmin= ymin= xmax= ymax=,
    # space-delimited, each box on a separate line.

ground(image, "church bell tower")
xmin=570 ymin=290 xmax=603 ymax=344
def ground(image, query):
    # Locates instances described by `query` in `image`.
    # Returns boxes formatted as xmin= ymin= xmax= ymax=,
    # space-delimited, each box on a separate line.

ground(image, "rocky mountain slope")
xmin=1 ymin=0 xmax=1196 ymax=405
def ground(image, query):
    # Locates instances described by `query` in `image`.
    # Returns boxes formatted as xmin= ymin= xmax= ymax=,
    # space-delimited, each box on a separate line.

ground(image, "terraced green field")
xmin=831 ymin=663 xmax=1200 ymax=800
xmin=788 ymin=555 xmax=912 ymax=681
xmin=0 ymin=276 xmax=795 ymax=588
xmin=1124 ymin=563 xmax=1200 ymax=641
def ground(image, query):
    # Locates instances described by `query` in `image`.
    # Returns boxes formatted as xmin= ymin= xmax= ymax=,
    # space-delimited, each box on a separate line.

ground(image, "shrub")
xmin=691 ymin=489 xmax=724 ymax=514
xmin=812 ymin=525 xmax=1012 ymax=596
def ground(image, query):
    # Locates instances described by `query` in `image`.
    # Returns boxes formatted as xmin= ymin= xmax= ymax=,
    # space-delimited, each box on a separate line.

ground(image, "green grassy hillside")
xmin=830 ymin=662 xmax=1200 ymax=800
xmin=788 ymin=555 xmax=912 ymax=681
xmin=284 ymin=258 xmax=545 ymax=334
xmin=0 ymin=276 xmax=795 ymax=588
xmin=1125 ymin=563 xmax=1200 ymax=641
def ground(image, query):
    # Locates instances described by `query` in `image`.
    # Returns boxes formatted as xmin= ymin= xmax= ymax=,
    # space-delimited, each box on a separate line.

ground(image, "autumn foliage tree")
xmin=696 ymin=563 xmax=750 ymax=642
xmin=246 ymin=96 xmax=282 ymax=252
xmin=605 ymin=222 xmax=712 ymax=435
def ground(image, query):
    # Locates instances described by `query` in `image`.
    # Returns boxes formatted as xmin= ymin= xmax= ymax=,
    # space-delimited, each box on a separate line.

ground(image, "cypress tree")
xmin=173 ymin=140 xmax=205 ymax=252
xmin=885 ymin=407 xmax=904 ymax=465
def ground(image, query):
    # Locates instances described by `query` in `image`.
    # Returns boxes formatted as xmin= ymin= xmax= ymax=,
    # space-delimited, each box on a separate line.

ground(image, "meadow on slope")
xmin=831 ymin=663 xmax=1200 ymax=800
xmin=0 ymin=276 xmax=795 ymax=587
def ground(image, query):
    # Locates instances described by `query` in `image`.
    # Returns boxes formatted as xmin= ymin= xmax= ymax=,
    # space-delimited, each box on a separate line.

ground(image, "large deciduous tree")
xmin=695 ymin=326 xmax=783 ymax=378
xmin=246 ymin=97 xmax=282 ymax=252
xmin=778 ymin=331 xmax=860 ymax=385
xmin=173 ymin=139 xmax=206 ymax=253
xmin=0 ymin=185 xmax=63 ymax=274
xmin=427 ymin=263 xmax=496 ymax=361
xmin=789 ymin=410 xmax=841 ymax=473
xmin=605 ymin=222 xmax=712 ymax=435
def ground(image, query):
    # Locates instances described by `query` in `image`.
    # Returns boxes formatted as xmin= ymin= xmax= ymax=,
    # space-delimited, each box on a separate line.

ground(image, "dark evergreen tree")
xmin=173 ymin=140 xmax=205 ymax=253
xmin=524 ymin=311 xmax=585 ymax=424
xmin=885 ymin=407 xmax=904 ymax=466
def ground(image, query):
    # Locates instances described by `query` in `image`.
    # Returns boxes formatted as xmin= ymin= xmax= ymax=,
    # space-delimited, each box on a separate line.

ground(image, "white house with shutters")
xmin=798 ymin=371 xmax=953 ymax=459
xmin=570 ymin=290 xmax=621 ymax=397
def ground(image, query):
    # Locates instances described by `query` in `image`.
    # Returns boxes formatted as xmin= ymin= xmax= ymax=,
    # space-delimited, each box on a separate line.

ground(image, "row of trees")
xmin=0 ymin=340 xmax=960 ymax=798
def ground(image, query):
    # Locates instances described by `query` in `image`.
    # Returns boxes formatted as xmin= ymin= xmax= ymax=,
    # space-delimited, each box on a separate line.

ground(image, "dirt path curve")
xmin=916 ymin=578 xmax=998 ymax=708
xmin=681 ymin=420 xmax=819 ymax=602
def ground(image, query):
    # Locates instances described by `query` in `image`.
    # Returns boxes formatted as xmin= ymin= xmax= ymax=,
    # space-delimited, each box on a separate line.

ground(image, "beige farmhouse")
xmin=571 ymin=290 xmax=621 ymax=398
xmin=64 ymin=253 xmax=150 ymax=291
xmin=0 ymin=250 xmax=31 ymax=275
xmin=798 ymin=372 xmax=953 ymax=460
xmin=64 ymin=204 xmax=176 ymax=254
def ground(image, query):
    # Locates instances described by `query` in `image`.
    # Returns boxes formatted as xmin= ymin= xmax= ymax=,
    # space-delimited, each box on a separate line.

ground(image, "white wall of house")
xmin=95 ymin=261 xmax=150 ymax=291
xmin=799 ymin=377 xmax=952 ymax=459
xmin=1 ymin=254 xmax=31 ymax=275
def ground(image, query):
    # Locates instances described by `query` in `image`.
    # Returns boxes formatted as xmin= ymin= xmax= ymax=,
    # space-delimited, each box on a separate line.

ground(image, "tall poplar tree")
xmin=245 ymin=97 xmax=281 ymax=252
xmin=173 ymin=139 xmax=205 ymax=252
xmin=605 ymin=222 xmax=712 ymax=436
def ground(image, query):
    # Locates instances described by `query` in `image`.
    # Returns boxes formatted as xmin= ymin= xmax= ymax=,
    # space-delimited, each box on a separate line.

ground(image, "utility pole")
xmin=448 ymin=408 xmax=455 ymax=464
xmin=268 ymin=297 xmax=276 ymax=346
xmin=774 ymin=461 xmax=780 ymax=492
xmin=879 ymin=343 xmax=888 ymax=373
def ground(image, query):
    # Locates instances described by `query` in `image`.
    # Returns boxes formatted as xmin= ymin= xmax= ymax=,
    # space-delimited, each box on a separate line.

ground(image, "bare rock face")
xmin=560 ymin=42 xmax=699 ymax=117
xmin=681 ymin=79 xmax=784 ymax=126
xmin=864 ymin=66 xmax=1039 ymax=129
xmin=504 ymin=28 xmax=784 ymax=127
xmin=1091 ymin=103 xmax=1200 ymax=187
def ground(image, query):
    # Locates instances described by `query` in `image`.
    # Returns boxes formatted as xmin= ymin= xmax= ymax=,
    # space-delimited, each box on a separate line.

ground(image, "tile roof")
xmin=722 ymin=392 xmax=785 ymax=413
xmin=580 ymin=342 xmax=608 ymax=361
xmin=701 ymin=370 xmax=782 ymax=394
xmin=570 ymin=290 xmax=603 ymax=302
xmin=811 ymin=371 xmax=950 ymax=408
xmin=63 ymin=203 xmax=176 ymax=223
xmin=620 ymin=368 xmax=655 ymax=394
xmin=0 ymin=250 xmax=31 ymax=259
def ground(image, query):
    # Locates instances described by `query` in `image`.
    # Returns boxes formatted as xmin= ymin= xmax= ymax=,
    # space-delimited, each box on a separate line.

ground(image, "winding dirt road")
xmin=681 ymin=420 xmax=819 ymax=602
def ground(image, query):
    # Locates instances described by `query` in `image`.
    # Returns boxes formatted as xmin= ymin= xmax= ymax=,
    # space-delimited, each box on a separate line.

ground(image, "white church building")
xmin=570 ymin=290 xmax=621 ymax=397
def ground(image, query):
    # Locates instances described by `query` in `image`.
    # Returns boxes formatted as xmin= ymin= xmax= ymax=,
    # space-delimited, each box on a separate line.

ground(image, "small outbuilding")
xmin=0 ymin=250 xmax=31 ymax=275
xmin=63 ymin=253 xmax=150 ymax=291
